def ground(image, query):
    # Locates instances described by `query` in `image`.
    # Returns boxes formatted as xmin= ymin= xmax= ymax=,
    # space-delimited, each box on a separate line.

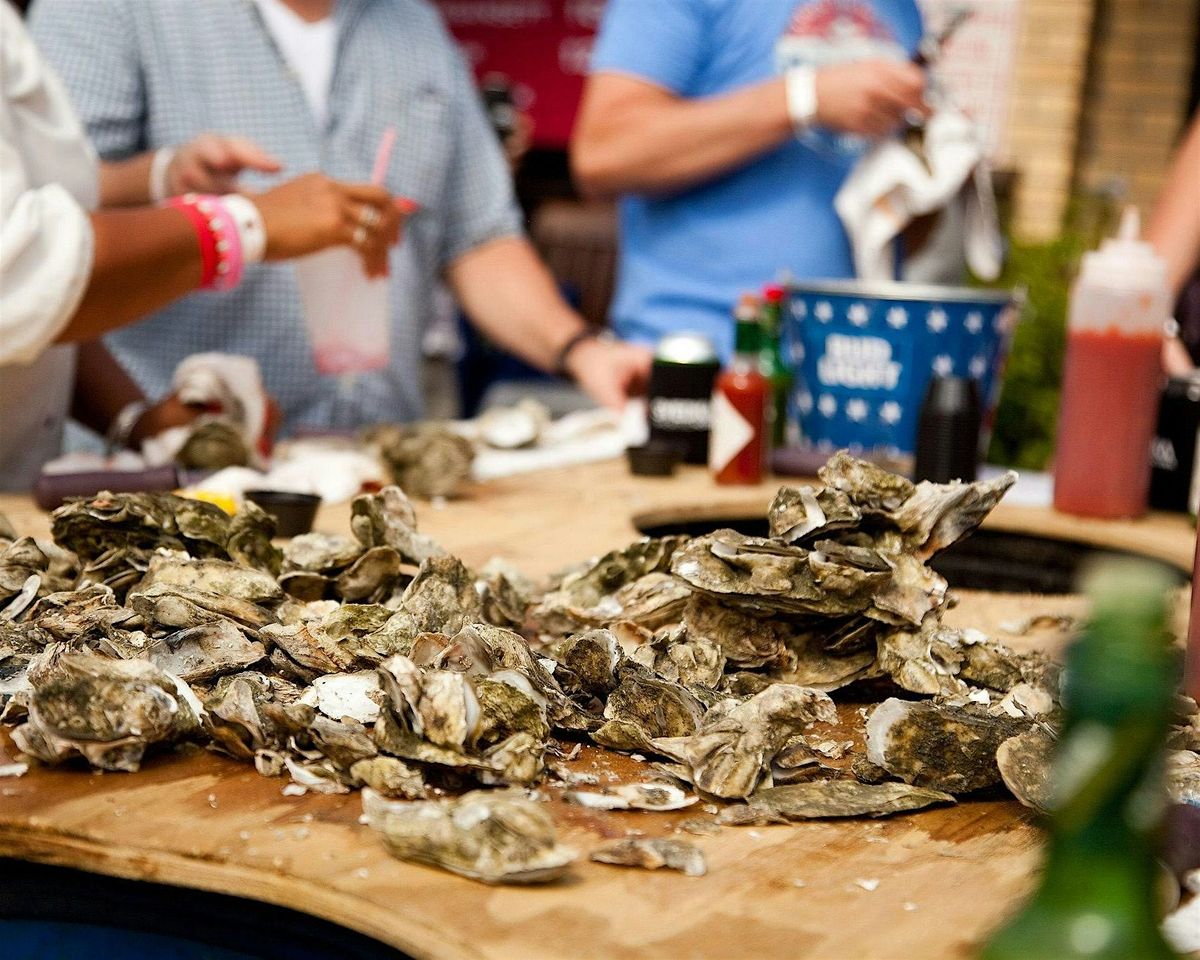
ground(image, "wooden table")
xmin=0 ymin=461 xmax=1193 ymax=960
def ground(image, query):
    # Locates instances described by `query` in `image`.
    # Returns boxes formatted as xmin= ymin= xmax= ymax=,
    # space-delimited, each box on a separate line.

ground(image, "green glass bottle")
xmin=980 ymin=560 xmax=1182 ymax=960
xmin=759 ymin=284 xmax=794 ymax=450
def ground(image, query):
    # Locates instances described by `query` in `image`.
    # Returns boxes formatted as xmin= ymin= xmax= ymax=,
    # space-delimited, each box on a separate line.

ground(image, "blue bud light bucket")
xmin=785 ymin=281 xmax=1021 ymax=466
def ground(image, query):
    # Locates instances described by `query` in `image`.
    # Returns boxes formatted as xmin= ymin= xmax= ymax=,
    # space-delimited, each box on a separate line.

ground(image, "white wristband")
xmin=149 ymin=146 xmax=177 ymax=203
xmin=220 ymin=193 xmax=267 ymax=264
xmin=784 ymin=65 xmax=819 ymax=134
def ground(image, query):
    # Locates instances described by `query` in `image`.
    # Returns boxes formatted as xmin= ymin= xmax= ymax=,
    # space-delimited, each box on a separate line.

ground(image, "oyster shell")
xmin=671 ymin=531 xmax=888 ymax=618
xmin=373 ymin=556 xmax=481 ymax=643
xmin=718 ymin=781 xmax=955 ymax=824
xmin=553 ymin=629 xmax=622 ymax=701
xmin=263 ymin=603 xmax=394 ymax=679
xmin=146 ymin=620 xmax=266 ymax=682
xmin=768 ymin=485 xmax=862 ymax=545
xmin=13 ymin=651 xmax=201 ymax=772
xmin=128 ymin=582 xmax=277 ymax=633
xmin=299 ymin=670 xmax=382 ymax=724
xmin=135 ymin=556 xmax=283 ymax=606
xmin=175 ymin=419 xmax=250 ymax=470
xmin=362 ymin=788 xmax=576 ymax=884
xmin=565 ymin=782 xmax=697 ymax=811
xmin=349 ymin=756 xmax=427 ymax=799
xmin=350 ymin=486 xmax=445 ymax=565
xmin=865 ymin=697 xmax=1027 ymax=793
xmin=477 ymin=562 xmax=533 ymax=630
xmin=995 ymin=726 xmax=1056 ymax=812
xmin=476 ymin=399 xmax=549 ymax=450
xmin=532 ymin=537 xmax=687 ymax=633
xmin=590 ymin=838 xmax=706 ymax=877
xmin=681 ymin=594 xmax=790 ymax=669
xmin=369 ymin=424 xmax=475 ymax=500
xmin=283 ymin=532 xmax=365 ymax=574
xmin=651 ymin=685 xmax=838 ymax=799
xmin=203 ymin=672 xmax=313 ymax=761
xmin=818 ymin=452 xmax=915 ymax=514
xmin=592 ymin=668 xmax=707 ymax=751
xmin=1168 ymin=750 xmax=1200 ymax=805
xmin=630 ymin=625 xmax=726 ymax=688
xmin=335 ymin=547 xmax=403 ymax=603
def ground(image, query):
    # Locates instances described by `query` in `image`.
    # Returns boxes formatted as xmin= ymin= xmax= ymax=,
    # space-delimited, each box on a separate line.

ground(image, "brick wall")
xmin=1003 ymin=0 xmax=1197 ymax=240
xmin=1073 ymin=0 xmax=1199 ymax=218
xmin=1003 ymin=0 xmax=1098 ymax=240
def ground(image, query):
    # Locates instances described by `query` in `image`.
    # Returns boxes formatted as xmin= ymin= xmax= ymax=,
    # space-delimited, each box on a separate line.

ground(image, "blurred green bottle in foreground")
xmin=759 ymin=284 xmax=793 ymax=450
xmin=980 ymin=560 xmax=1182 ymax=960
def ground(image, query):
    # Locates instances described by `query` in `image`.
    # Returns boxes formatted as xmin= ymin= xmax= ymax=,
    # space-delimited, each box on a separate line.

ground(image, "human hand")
xmin=1163 ymin=335 xmax=1195 ymax=377
xmin=815 ymin=59 xmax=929 ymax=138
xmin=565 ymin=336 xmax=653 ymax=411
xmin=128 ymin=392 xmax=205 ymax=446
xmin=251 ymin=174 xmax=409 ymax=279
xmin=167 ymin=133 xmax=283 ymax=196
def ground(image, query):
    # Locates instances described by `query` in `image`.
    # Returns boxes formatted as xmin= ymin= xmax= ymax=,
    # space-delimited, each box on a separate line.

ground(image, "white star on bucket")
xmin=932 ymin=354 xmax=954 ymax=376
xmin=969 ymin=355 xmax=988 ymax=378
xmin=815 ymin=301 xmax=834 ymax=323
xmin=927 ymin=308 xmax=948 ymax=333
xmin=817 ymin=394 xmax=837 ymax=417
xmin=886 ymin=306 xmax=908 ymax=329
xmin=846 ymin=398 xmax=868 ymax=422
xmin=797 ymin=390 xmax=813 ymax=414
xmin=880 ymin=401 xmax=902 ymax=425
xmin=847 ymin=303 xmax=869 ymax=327
xmin=790 ymin=342 xmax=806 ymax=365
xmin=965 ymin=311 xmax=984 ymax=334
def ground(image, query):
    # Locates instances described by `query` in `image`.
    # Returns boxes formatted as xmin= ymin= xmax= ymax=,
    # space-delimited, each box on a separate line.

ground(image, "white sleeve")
xmin=0 ymin=4 xmax=95 ymax=367
xmin=0 ymin=142 xmax=94 ymax=366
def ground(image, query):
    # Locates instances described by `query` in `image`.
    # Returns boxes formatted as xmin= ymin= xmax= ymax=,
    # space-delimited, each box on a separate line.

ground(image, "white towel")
xmin=835 ymin=109 xmax=1002 ymax=284
xmin=141 ymin=353 xmax=271 ymax=468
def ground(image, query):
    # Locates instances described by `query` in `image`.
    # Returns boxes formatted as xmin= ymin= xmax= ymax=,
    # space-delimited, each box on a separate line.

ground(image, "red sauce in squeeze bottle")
xmin=1053 ymin=208 xmax=1171 ymax=519
xmin=710 ymin=295 xmax=769 ymax=485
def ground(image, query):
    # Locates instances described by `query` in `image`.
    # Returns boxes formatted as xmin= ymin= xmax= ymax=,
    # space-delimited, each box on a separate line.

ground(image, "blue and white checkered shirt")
xmin=31 ymin=0 xmax=522 ymax=428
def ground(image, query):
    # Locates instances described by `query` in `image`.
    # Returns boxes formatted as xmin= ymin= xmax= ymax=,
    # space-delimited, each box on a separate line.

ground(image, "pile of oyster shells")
xmin=2 ymin=453 xmax=1196 ymax=885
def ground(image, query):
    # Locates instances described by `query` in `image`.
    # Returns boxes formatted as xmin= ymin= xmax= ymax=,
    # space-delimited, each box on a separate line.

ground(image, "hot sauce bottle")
xmin=1053 ymin=208 xmax=1171 ymax=519
xmin=710 ymin=296 xmax=769 ymax=485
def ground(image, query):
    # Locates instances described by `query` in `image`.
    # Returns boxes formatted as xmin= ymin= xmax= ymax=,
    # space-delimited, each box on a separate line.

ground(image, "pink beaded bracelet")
xmin=165 ymin=193 xmax=246 ymax=292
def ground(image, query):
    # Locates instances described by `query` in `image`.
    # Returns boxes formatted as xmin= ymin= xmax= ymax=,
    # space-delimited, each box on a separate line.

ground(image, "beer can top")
xmin=655 ymin=332 xmax=719 ymax=366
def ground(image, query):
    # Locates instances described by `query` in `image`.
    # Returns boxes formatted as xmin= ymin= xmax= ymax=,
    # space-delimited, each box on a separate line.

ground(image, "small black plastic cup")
xmin=913 ymin=376 xmax=982 ymax=484
xmin=244 ymin=490 xmax=321 ymax=538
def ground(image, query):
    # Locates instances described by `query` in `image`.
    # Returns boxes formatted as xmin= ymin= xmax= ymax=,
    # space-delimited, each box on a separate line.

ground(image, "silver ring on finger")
xmin=359 ymin=206 xmax=381 ymax=229
xmin=352 ymin=224 xmax=368 ymax=247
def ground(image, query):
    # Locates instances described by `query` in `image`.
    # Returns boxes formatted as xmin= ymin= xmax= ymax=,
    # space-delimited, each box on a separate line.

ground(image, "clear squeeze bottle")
xmin=1053 ymin=208 xmax=1171 ymax=519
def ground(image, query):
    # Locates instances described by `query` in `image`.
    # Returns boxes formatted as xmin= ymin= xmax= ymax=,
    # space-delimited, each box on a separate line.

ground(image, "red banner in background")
xmin=432 ymin=0 xmax=606 ymax=148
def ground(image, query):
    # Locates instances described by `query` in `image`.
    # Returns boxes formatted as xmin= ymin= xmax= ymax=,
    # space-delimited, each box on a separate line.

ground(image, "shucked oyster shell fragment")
xmin=719 ymin=781 xmax=955 ymax=824
xmin=652 ymin=685 xmax=837 ymax=799
xmin=591 ymin=837 xmax=707 ymax=877
xmin=362 ymin=788 xmax=576 ymax=884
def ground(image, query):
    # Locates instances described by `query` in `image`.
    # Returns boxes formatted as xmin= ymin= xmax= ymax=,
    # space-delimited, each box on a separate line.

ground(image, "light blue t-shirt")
xmin=590 ymin=0 xmax=922 ymax=359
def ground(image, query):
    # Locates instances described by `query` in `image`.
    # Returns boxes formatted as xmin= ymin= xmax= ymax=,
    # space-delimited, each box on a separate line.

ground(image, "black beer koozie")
xmin=647 ymin=333 xmax=721 ymax=465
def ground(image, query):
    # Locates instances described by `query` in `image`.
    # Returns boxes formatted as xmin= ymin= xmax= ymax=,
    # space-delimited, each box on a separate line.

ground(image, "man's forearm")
xmin=1147 ymin=113 xmax=1200 ymax=297
xmin=446 ymin=236 xmax=587 ymax=372
xmin=571 ymin=73 xmax=793 ymax=199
